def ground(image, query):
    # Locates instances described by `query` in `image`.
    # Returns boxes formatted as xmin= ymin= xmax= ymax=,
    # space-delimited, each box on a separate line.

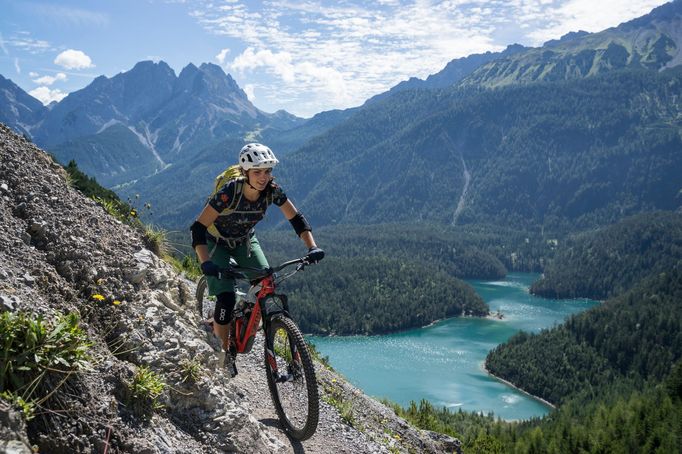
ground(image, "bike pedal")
xmin=275 ymin=373 xmax=294 ymax=383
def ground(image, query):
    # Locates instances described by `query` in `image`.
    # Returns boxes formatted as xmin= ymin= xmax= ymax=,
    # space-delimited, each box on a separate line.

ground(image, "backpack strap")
xmin=206 ymin=178 xmax=245 ymax=242
xmin=228 ymin=179 xmax=244 ymax=212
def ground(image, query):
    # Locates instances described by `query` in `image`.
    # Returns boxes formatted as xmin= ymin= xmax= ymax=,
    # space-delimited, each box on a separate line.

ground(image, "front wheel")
xmin=264 ymin=315 xmax=319 ymax=440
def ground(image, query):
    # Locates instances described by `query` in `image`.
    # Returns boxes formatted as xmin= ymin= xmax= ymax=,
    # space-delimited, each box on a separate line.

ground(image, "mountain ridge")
xmin=460 ymin=0 xmax=682 ymax=87
xmin=5 ymin=60 xmax=304 ymax=188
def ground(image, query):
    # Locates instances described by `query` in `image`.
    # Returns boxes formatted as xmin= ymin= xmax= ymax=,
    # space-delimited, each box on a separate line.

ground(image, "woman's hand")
xmin=305 ymin=247 xmax=325 ymax=264
xmin=201 ymin=260 xmax=221 ymax=276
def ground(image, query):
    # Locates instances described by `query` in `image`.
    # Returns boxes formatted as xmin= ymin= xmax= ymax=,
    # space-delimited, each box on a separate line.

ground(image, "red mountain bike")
xmin=195 ymin=257 xmax=319 ymax=441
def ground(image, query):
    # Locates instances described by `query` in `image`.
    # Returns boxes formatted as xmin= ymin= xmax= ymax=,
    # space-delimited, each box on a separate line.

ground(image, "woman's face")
xmin=247 ymin=168 xmax=273 ymax=191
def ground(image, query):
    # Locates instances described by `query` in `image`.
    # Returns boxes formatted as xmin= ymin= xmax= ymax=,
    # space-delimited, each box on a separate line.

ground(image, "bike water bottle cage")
xmin=190 ymin=221 xmax=208 ymax=248
xmin=289 ymin=212 xmax=311 ymax=237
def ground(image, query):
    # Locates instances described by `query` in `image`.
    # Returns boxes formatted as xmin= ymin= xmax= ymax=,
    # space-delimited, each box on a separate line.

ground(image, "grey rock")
xmin=13 ymin=202 xmax=26 ymax=218
xmin=0 ymin=295 xmax=15 ymax=311
xmin=21 ymin=273 xmax=35 ymax=286
xmin=0 ymin=399 xmax=32 ymax=454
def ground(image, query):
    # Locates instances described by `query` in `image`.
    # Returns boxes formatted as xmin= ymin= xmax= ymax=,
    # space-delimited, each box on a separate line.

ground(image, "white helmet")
xmin=239 ymin=143 xmax=279 ymax=170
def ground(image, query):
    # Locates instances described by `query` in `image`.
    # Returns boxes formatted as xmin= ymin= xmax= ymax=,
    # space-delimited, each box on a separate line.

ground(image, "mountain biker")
xmin=190 ymin=143 xmax=324 ymax=375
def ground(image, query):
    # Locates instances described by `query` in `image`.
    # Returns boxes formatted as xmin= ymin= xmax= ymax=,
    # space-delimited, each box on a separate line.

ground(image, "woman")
xmin=190 ymin=143 xmax=324 ymax=376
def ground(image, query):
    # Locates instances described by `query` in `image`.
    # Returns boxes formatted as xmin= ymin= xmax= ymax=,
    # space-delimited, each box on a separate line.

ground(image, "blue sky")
xmin=0 ymin=0 xmax=669 ymax=118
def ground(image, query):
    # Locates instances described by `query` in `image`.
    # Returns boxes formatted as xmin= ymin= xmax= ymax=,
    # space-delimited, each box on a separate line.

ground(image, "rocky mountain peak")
xmin=544 ymin=30 xmax=591 ymax=47
xmin=0 ymin=75 xmax=46 ymax=137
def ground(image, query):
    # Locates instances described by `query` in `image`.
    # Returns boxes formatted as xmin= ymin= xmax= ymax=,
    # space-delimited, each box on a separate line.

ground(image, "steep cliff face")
xmin=0 ymin=123 xmax=459 ymax=453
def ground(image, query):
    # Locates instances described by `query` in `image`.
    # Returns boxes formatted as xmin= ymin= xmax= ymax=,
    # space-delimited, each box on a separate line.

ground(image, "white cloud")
xmin=14 ymin=58 xmax=21 ymax=74
xmin=8 ymin=35 xmax=52 ymax=54
xmin=232 ymin=48 xmax=295 ymax=82
xmin=191 ymin=1 xmax=509 ymax=115
xmin=54 ymin=49 xmax=94 ymax=70
xmin=32 ymin=72 xmax=68 ymax=86
xmin=216 ymin=48 xmax=230 ymax=64
xmin=524 ymin=0 xmax=666 ymax=45
xmin=0 ymin=33 xmax=8 ymax=55
xmin=29 ymin=86 xmax=68 ymax=105
xmin=243 ymin=83 xmax=256 ymax=101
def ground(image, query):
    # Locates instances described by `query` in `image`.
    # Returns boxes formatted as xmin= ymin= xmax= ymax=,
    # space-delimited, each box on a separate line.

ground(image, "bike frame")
xmin=232 ymin=271 xmax=291 ymax=354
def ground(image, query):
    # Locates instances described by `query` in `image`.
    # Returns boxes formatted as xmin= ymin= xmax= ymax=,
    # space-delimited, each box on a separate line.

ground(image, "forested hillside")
xmin=531 ymin=212 xmax=682 ymax=299
xmin=274 ymin=256 xmax=487 ymax=335
xmin=260 ymin=223 xmax=509 ymax=279
xmin=394 ymin=360 xmax=682 ymax=453
xmin=253 ymin=224 xmax=522 ymax=334
xmin=278 ymin=67 xmax=682 ymax=231
xmin=487 ymin=268 xmax=682 ymax=405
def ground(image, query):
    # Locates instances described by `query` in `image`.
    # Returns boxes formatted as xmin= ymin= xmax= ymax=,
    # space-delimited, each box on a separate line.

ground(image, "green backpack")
xmin=206 ymin=165 xmax=274 ymax=240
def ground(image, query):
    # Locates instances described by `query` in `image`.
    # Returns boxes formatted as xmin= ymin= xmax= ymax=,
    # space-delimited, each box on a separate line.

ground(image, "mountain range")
xmin=0 ymin=1 xmax=681 ymax=232
xmin=2 ymin=61 xmax=303 ymax=187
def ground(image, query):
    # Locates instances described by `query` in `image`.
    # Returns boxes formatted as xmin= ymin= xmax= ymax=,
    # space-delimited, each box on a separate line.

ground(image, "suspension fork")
xmin=264 ymin=316 xmax=280 ymax=377
xmin=264 ymin=318 xmax=302 ymax=382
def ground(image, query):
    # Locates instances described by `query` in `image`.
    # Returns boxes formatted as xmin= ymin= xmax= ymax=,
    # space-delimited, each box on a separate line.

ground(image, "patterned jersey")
xmin=208 ymin=180 xmax=287 ymax=239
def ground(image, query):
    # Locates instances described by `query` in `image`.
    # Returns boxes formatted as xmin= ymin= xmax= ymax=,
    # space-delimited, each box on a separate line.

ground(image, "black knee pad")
xmin=215 ymin=292 xmax=236 ymax=325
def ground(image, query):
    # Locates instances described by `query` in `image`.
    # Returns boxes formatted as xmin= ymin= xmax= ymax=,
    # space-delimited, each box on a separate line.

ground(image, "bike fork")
xmin=266 ymin=344 xmax=301 ymax=383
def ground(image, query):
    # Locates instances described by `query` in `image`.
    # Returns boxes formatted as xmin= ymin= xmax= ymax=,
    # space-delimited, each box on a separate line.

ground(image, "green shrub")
xmin=179 ymin=358 xmax=203 ymax=383
xmin=142 ymin=224 xmax=169 ymax=257
xmin=0 ymin=311 xmax=91 ymax=418
xmin=126 ymin=365 xmax=165 ymax=417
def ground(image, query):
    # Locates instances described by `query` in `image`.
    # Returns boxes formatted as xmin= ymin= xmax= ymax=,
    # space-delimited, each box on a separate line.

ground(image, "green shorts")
xmin=206 ymin=236 xmax=270 ymax=296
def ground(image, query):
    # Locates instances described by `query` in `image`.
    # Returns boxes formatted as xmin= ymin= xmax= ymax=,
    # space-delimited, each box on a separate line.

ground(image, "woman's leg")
xmin=213 ymin=292 xmax=235 ymax=351
xmin=205 ymin=240 xmax=237 ymax=351
xmin=232 ymin=236 xmax=270 ymax=275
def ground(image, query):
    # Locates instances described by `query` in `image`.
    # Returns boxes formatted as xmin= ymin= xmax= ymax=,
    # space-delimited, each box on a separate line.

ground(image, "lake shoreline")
xmin=482 ymin=363 xmax=556 ymax=410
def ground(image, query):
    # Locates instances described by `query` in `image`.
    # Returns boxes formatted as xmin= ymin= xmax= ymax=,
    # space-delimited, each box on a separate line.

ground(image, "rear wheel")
xmin=264 ymin=315 xmax=319 ymax=440
xmin=196 ymin=275 xmax=224 ymax=353
xmin=196 ymin=276 xmax=213 ymax=320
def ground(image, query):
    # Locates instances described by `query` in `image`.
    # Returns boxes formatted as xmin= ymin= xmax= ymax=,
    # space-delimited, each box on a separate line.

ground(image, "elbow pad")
xmin=190 ymin=221 xmax=208 ymax=248
xmin=289 ymin=212 xmax=312 ymax=237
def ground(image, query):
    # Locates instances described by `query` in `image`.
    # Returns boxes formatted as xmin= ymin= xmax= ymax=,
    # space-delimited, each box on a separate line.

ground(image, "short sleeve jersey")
xmin=208 ymin=180 xmax=287 ymax=239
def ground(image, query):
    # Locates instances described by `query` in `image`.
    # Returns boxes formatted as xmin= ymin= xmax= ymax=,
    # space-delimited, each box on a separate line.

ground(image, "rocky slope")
xmin=0 ymin=123 xmax=460 ymax=453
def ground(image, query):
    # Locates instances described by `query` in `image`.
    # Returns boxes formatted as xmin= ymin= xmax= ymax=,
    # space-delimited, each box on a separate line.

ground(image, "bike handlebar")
xmin=216 ymin=257 xmax=308 ymax=281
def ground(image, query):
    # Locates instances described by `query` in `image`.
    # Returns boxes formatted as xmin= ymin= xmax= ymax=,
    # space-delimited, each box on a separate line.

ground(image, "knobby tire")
xmin=196 ymin=276 xmax=211 ymax=319
xmin=265 ymin=315 xmax=319 ymax=441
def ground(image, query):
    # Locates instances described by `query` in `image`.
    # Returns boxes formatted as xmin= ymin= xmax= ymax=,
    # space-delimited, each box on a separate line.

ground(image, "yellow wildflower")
xmin=91 ymin=294 xmax=105 ymax=301
xmin=113 ymin=300 xmax=122 ymax=306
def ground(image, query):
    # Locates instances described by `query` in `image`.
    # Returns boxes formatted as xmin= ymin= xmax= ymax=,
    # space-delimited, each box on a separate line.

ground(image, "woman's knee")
xmin=215 ymin=292 xmax=236 ymax=325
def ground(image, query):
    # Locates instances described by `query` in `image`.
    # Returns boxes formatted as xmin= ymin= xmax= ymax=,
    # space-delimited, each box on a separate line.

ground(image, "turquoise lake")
xmin=308 ymin=272 xmax=598 ymax=421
